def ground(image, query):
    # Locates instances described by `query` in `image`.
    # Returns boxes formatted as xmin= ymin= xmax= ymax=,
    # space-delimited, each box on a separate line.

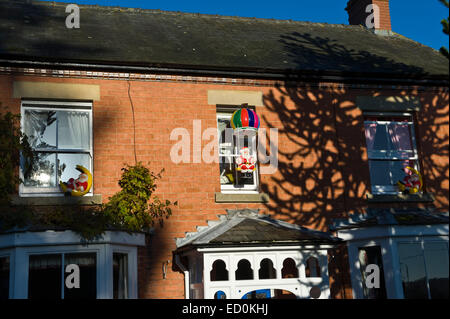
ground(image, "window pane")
xmin=365 ymin=123 xmax=391 ymax=152
xmin=58 ymin=111 xmax=90 ymax=149
xmin=113 ymin=253 xmax=128 ymax=299
xmin=64 ymin=253 xmax=96 ymax=299
xmin=28 ymin=254 xmax=62 ymax=299
xmin=217 ymin=117 xmax=231 ymax=144
xmin=358 ymin=246 xmax=387 ymax=299
xmin=24 ymin=153 xmax=57 ymax=187
xmin=424 ymin=242 xmax=449 ymax=299
xmin=365 ymin=120 xmax=415 ymax=159
xmin=24 ymin=110 xmax=57 ymax=149
xmin=219 ymin=156 xmax=235 ymax=185
xmin=386 ymin=123 xmax=413 ymax=152
xmin=58 ymin=153 xmax=91 ymax=185
xmin=0 ymin=257 xmax=9 ymax=300
xmin=369 ymin=160 xmax=413 ymax=191
xmin=398 ymin=243 xmax=429 ymax=299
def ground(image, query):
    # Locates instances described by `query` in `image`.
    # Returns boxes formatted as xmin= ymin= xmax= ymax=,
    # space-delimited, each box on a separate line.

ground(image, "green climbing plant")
xmin=102 ymin=163 xmax=177 ymax=233
xmin=0 ymin=110 xmax=36 ymax=206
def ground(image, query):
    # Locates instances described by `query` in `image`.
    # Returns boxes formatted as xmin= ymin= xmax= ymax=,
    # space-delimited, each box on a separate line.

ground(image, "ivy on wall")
xmin=0 ymin=110 xmax=36 ymax=206
xmin=0 ymin=110 xmax=177 ymax=240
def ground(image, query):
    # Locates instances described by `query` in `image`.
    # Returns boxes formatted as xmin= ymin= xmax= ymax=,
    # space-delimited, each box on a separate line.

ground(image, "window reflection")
xmin=64 ymin=253 xmax=96 ymax=299
xmin=28 ymin=254 xmax=62 ymax=299
xmin=424 ymin=242 xmax=449 ymax=299
xmin=398 ymin=243 xmax=429 ymax=299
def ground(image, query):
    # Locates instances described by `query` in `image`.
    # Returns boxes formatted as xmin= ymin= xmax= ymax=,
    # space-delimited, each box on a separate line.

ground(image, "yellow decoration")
xmin=59 ymin=165 xmax=93 ymax=197
xmin=397 ymin=166 xmax=422 ymax=194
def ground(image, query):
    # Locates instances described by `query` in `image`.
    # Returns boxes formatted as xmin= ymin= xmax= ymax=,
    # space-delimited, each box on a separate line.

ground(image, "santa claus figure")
xmin=236 ymin=147 xmax=257 ymax=173
xmin=397 ymin=166 xmax=422 ymax=194
xmin=64 ymin=172 xmax=89 ymax=193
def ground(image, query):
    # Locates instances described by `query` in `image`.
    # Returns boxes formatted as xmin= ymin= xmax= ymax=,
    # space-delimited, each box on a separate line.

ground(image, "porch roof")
xmin=330 ymin=208 xmax=450 ymax=231
xmin=175 ymin=209 xmax=342 ymax=250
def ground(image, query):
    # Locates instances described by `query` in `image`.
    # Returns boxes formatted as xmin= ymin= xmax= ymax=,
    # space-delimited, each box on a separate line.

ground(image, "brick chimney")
xmin=346 ymin=0 xmax=392 ymax=35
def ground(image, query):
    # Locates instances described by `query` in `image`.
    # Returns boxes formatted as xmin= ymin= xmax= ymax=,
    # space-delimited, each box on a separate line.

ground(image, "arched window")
xmin=281 ymin=258 xmax=299 ymax=278
xmin=235 ymin=259 xmax=253 ymax=280
xmin=258 ymin=258 xmax=276 ymax=279
xmin=305 ymin=256 xmax=321 ymax=278
xmin=210 ymin=259 xmax=228 ymax=281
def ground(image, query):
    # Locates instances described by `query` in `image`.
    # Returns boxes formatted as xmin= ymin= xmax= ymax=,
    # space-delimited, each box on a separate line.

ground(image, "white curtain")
xmin=387 ymin=123 xmax=412 ymax=151
xmin=364 ymin=123 xmax=378 ymax=152
xmin=58 ymin=111 xmax=90 ymax=149
xmin=114 ymin=254 xmax=128 ymax=299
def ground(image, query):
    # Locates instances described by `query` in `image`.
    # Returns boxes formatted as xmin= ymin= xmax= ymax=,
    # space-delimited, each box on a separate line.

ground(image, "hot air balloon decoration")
xmin=230 ymin=107 xmax=260 ymax=136
xmin=230 ymin=105 xmax=260 ymax=181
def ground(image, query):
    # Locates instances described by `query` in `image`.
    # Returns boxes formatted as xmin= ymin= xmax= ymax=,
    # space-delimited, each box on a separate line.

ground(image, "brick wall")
xmin=0 ymin=73 xmax=448 ymax=299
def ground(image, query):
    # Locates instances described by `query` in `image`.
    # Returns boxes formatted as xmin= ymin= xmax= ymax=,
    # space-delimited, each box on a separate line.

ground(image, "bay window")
xmin=20 ymin=100 xmax=93 ymax=196
xmin=28 ymin=252 xmax=97 ymax=299
xmin=364 ymin=113 xmax=419 ymax=194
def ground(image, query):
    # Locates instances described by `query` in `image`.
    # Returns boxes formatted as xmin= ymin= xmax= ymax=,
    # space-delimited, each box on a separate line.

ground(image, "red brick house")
xmin=0 ymin=0 xmax=448 ymax=299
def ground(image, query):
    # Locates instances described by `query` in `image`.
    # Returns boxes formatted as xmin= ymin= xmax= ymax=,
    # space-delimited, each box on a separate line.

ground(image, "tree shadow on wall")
xmin=260 ymin=31 xmax=448 ymax=232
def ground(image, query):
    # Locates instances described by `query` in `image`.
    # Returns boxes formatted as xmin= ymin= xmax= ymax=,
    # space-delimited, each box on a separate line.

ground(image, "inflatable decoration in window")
xmin=230 ymin=107 xmax=260 ymax=134
xmin=59 ymin=165 xmax=93 ymax=196
xmin=397 ymin=166 xmax=422 ymax=194
xmin=231 ymin=106 xmax=260 ymax=179
xmin=236 ymin=147 xmax=257 ymax=173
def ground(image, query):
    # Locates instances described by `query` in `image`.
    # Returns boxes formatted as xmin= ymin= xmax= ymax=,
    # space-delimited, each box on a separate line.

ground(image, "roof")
xmin=0 ymin=0 xmax=448 ymax=80
xmin=330 ymin=208 xmax=450 ymax=231
xmin=175 ymin=209 xmax=341 ymax=250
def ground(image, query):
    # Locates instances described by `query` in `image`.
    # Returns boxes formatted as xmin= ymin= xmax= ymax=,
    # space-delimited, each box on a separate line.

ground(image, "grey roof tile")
xmin=176 ymin=210 xmax=341 ymax=249
xmin=0 ymin=0 xmax=448 ymax=78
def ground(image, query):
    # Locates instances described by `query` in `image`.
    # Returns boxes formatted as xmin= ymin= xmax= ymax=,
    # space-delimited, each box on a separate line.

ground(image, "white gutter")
xmin=174 ymin=255 xmax=189 ymax=299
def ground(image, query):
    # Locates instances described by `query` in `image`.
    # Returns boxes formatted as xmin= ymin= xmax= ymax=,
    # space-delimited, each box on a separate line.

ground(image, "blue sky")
xmin=44 ymin=0 xmax=448 ymax=51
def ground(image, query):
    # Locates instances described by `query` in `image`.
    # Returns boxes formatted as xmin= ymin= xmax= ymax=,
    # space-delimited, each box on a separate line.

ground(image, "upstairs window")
xmin=217 ymin=111 xmax=258 ymax=192
xmin=364 ymin=114 xmax=419 ymax=194
xmin=20 ymin=101 xmax=93 ymax=196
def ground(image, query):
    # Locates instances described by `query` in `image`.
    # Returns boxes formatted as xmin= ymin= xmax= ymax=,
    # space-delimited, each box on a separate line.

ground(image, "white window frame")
xmin=216 ymin=112 xmax=259 ymax=193
xmin=364 ymin=112 xmax=419 ymax=194
xmin=0 ymin=230 xmax=143 ymax=299
xmin=200 ymin=246 xmax=332 ymax=299
xmin=19 ymin=100 xmax=93 ymax=197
